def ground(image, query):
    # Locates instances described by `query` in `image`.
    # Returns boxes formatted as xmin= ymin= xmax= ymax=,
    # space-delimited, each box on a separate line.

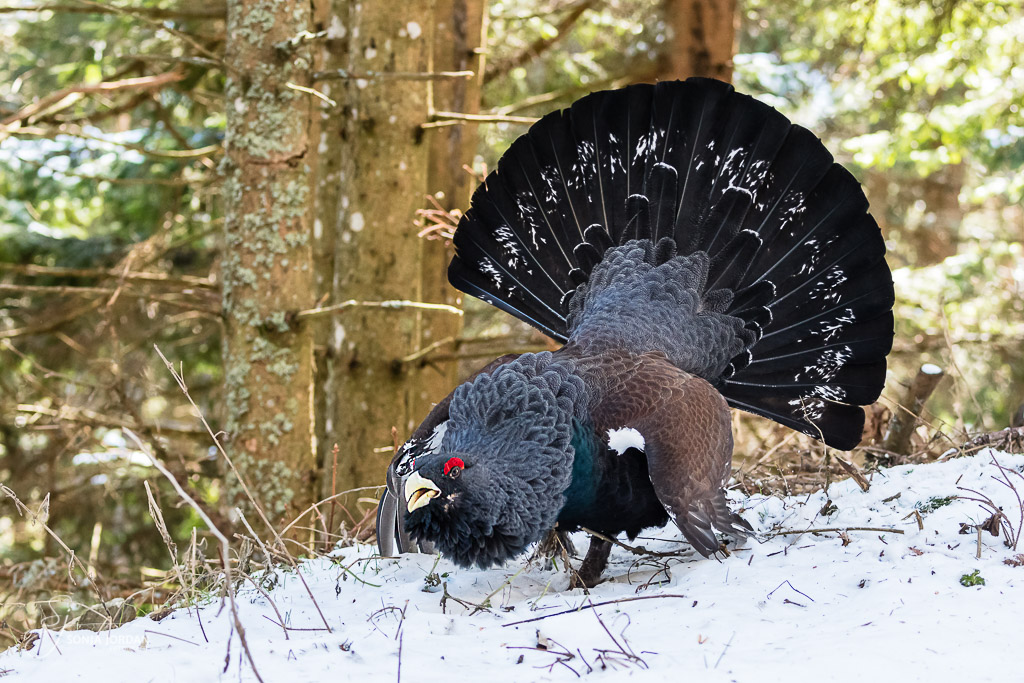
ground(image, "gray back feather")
xmin=566 ymin=241 xmax=749 ymax=379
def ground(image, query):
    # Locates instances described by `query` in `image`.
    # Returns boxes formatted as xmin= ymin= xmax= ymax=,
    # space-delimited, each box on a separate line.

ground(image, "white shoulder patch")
xmin=606 ymin=427 xmax=645 ymax=455
xmin=427 ymin=421 xmax=448 ymax=452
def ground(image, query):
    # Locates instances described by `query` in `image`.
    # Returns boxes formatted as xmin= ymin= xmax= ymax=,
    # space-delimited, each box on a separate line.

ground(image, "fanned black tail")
xmin=449 ymin=78 xmax=894 ymax=450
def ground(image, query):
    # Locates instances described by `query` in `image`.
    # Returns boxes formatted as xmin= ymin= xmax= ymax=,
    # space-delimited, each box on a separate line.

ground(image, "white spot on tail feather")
xmin=607 ymin=427 xmax=645 ymax=455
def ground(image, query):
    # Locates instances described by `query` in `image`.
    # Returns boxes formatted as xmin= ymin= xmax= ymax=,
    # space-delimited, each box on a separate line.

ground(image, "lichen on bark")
xmin=221 ymin=0 xmax=318 ymax=528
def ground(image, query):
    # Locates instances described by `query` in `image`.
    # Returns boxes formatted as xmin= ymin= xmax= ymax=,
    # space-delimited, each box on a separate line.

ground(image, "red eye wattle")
xmin=443 ymin=457 xmax=464 ymax=476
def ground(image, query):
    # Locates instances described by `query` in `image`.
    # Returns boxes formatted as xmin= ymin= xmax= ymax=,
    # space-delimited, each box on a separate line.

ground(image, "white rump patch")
xmin=606 ymin=427 xmax=645 ymax=455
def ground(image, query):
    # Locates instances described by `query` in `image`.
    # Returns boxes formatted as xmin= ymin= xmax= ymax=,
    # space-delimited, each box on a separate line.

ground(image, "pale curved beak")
xmin=405 ymin=471 xmax=441 ymax=512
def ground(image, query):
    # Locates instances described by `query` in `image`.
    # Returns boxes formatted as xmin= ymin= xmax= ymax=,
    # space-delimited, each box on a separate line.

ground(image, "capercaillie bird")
xmin=375 ymin=78 xmax=895 ymax=586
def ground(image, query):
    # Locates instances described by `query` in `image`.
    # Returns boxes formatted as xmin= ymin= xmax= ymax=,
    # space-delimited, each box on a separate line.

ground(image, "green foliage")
xmin=915 ymin=495 xmax=956 ymax=514
xmin=735 ymin=0 xmax=1024 ymax=431
xmin=740 ymin=0 xmax=1023 ymax=183
xmin=479 ymin=0 xmax=665 ymax=164
xmin=0 ymin=7 xmax=225 ymax=630
xmin=959 ymin=569 xmax=986 ymax=586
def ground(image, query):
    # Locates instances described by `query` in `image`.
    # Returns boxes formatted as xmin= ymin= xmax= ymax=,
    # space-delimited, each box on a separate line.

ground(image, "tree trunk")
xmin=314 ymin=0 xmax=485 ymax=497
xmin=221 ymin=0 xmax=318 ymax=525
xmin=661 ymin=0 xmax=737 ymax=81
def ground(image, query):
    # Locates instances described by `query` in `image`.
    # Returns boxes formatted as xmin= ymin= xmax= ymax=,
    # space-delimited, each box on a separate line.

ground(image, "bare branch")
xmin=770 ymin=526 xmax=905 ymax=537
xmin=485 ymin=0 xmax=599 ymax=85
xmin=424 ymin=110 xmax=539 ymax=127
xmin=13 ymin=403 xmax=206 ymax=436
xmin=312 ymin=69 xmax=474 ymax=82
xmin=10 ymin=125 xmax=221 ymax=159
xmin=14 ymin=157 xmax=202 ymax=186
xmin=0 ymin=300 xmax=104 ymax=339
xmin=0 ymin=262 xmax=216 ymax=289
xmin=0 ymin=283 xmax=219 ymax=316
xmin=71 ymin=0 xmax=222 ymax=61
xmin=0 ymin=2 xmax=225 ymax=19
xmin=120 ymin=53 xmax=224 ymax=70
xmin=285 ymin=82 xmax=336 ymax=107
xmin=501 ymin=594 xmax=689 ymax=627
xmin=295 ymin=299 xmax=464 ymax=321
xmin=1 ymin=70 xmax=184 ymax=129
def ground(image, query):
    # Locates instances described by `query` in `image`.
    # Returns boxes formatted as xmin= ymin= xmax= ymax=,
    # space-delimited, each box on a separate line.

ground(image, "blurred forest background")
xmin=1 ymin=0 xmax=1022 ymax=646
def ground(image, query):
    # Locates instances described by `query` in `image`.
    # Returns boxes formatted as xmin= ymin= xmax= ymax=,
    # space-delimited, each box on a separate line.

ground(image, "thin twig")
xmin=771 ymin=526 xmax=905 ymax=537
xmin=0 ymin=485 xmax=109 ymax=598
xmin=426 ymin=110 xmax=539 ymax=126
xmin=11 ymin=124 xmax=220 ymax=159
xmin=399 ymin=336 xmax=457 ymax=363
xmin=239 ymin=579 xmax=288 ymax=640
xmin=0 ymin=3 xmax=225 ymax=19
xmin=143 ymin=481 xmax=187 ymax=596
xmin=0 ymin=284 xmax=215 ymax=311
xmin=484 ymin=0 xmax=598 ymax=84
xmin=312 ymin=69 xmax=474 ymax=82
xmin=285 ymin=82 xmax=336 ymax=107
xmin=327 ymin=444 xmax=339 ymax=552
xmin=279 ymin=485 xmax=383 ymax=537
xmin=14 ymin=404 xmax=205 ymax=436
xmin=153 ymin=345 xmax=333 ymax=633
xmin=501 ymin=594 xmax=689 ymax=627
xmin=143 ymin=630 xmax=201 ymax=646
xmin=0 ymin=301 xmax=102 ymax=339
xmin=0 ymin=262 xmax=215 ymax=288
xmin=579 ymin=526 xmax=687 ymax=558
xmin=14 ymin=158 xmax=201 ymax=185
xmin=274 ymin=29 xmax=326 ymax=51
xmin=71 ymin=0 xmax=221 ymax=61
xmin=739 ymin=431 xmax=798 ymax=476
xmin=122 ymin=53 xmax=224 ymax=69
xmin=295 ymin=299 xmax=463 ymax=320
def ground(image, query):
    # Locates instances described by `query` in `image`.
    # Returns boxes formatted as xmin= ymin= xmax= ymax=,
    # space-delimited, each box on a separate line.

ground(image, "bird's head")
xmin=402 ymin=451 xmax=525 ymax=567
xmin=400 ymin=353 xmax=583 ymax=568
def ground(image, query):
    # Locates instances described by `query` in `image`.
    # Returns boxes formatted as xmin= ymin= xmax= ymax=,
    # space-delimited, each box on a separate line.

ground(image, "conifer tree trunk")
xmin=314 ymin=1 xmax=485 ymax=495
xmin=221 ymin=0 xmax=318 ymax=523
xmin=662 ymin=0 xmax=736 ymax=81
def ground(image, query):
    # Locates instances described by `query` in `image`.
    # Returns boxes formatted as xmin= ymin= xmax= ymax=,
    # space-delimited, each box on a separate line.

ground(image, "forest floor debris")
xmin=2 ymin=449 xmax=1023 ymax=682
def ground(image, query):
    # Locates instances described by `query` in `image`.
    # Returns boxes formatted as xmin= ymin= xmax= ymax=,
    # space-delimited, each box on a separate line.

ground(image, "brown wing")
xmin=587 ymin=352 xmax=752 ymax=556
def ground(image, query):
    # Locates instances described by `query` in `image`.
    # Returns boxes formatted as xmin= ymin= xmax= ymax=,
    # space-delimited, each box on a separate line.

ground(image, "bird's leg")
xmin=531 ymin=527 xmax=576 ymax=570
xmin=570 ymin=536 xmax=612 ymax=589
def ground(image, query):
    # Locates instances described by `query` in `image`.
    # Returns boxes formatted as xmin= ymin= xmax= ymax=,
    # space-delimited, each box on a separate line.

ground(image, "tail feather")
xmin=449 ymin=78 xmax=894 ymax=450
xmin=679 ymin=494 xmax=753 ymax=558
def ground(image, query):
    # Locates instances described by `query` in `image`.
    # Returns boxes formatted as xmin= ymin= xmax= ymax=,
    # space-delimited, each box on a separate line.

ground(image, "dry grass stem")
xmin=124 ymin=429 xmax=264 ymax=683
xmin=153 ymin=344 xmax=332 ymax=632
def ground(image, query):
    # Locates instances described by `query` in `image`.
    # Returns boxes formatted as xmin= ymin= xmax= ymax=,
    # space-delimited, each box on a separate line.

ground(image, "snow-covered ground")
xmin=4 ymin=450 xmax=1023 ymax=682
